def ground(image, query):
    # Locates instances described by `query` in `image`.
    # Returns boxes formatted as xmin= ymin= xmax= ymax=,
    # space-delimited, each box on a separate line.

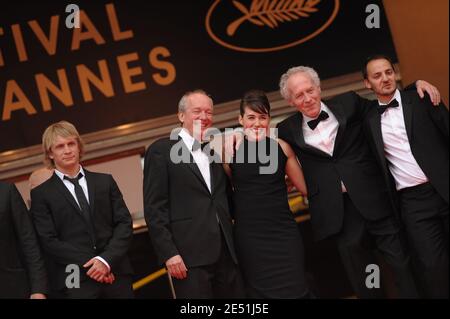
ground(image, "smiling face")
xmin=239 ymin=106 xmax=270 ymax=141
xmin=178 ymin=92 xmax=213 ymax=141
xmin=364 ymin=58 xmax=397 ymax=103
xmin=48 ymin=135 xmax=81 ymax=174
xmin=286 ymin=72 xmax=322 ymax=118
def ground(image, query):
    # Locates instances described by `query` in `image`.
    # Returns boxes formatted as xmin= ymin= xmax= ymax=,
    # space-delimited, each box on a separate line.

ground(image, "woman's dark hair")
xmin=240 ymin=90 xmax=271 ymax=117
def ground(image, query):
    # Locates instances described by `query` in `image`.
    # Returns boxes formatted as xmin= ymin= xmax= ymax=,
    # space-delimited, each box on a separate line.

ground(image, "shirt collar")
xmin=303 ymin=102 xmax=328 ymax=122
xmin=55 ymin=166 xmax=85 ymax=181
xmin=378 ymin=89 xmax=401 ymax=106
xmin=178 ymin=128 xmax=196 ymax=151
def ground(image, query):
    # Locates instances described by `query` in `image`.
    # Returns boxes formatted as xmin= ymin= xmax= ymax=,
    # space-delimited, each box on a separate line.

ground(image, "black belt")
xmin=399 ymin=182 xmax=432 ymax=194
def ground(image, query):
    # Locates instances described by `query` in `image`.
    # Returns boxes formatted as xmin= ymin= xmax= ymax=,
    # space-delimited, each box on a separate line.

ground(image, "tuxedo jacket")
xmin=143 ymin=137 xmax=238 ymax=267
xmin=30 ymin=170 xmax=133 ymax=290
xmin=364 ymin=91 xmax=449 ymax=208
xmin=277 ymin=92 xmax=394 ymax=241
xmin=0 ymin=182 xmax=48 ymax=298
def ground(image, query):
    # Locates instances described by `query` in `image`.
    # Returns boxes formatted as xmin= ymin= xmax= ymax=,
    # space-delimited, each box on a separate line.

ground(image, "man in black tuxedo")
xmin=30 ymin=121 xmax=134 ymax=299
xmin=363 ymin=55 xmax=449 ymax=298
xmin=0 ymin=182 xmax=48 ymax=299
xmin=276 ymin=66 xmax=440 ymax=298
xmin=143 ymin=90 xmax=244 ymax=298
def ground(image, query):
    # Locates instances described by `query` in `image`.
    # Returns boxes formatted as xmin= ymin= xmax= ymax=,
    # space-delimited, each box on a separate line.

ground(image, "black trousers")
xmin=399 ymin=182 xmax=449 ymax=298
xmin=172 ymin=230 xmax=245 ymax=299
xmin=335 ymin=194 xmax=418 ymax=299
xmin=63 ymin=275 xmax=134 ymax=299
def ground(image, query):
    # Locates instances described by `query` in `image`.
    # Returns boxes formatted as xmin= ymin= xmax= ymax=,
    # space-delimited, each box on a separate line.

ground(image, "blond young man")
xmin=31 ymin=121 xmax=134 ymax=298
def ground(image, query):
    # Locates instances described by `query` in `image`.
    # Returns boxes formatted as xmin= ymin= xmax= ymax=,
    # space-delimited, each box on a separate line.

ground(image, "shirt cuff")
xmin=94 ymin=256 xmax=111 ymax=271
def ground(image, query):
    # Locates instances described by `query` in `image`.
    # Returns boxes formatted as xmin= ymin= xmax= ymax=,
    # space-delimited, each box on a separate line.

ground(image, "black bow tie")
xmin=307 ymin=111 xmax=329 ymax=130
xmin=378 ymin=99 xmax=399 ymax=114
xmin=192 ymin=140 xmax=209 ymax=152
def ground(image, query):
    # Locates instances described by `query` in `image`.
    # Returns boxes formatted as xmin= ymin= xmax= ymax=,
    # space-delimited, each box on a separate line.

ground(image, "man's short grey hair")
xmin=279 ymin=66 xmax=321 ymax=100
xmin=178 ymin=89 xmax=213 ymax=112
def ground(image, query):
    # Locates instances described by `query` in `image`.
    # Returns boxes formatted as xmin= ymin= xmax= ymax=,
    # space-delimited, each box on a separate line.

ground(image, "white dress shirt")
xmin=54 ymin=166 xmax=110 ymax=270
xmin=303 ymin=103 xmax=339 ymax=156
xmin=55 ymin=166 xmax=89 ymax=206
xmin=302 ymin=103 xmax=347 ymax=192
xmin=379 ymin=89 xmax=428 ymax=190
xmin=179 ymin=129 xmax=212 ymax=193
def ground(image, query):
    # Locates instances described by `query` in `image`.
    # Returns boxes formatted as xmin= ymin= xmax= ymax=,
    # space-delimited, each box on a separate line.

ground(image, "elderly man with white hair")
xmin=276 ymin=66 xmax=439 ymax=298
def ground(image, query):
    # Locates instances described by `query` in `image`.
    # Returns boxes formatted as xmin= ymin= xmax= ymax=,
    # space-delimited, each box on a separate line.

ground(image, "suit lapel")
xmin=288 ymin=112 xmax=330 ymax=157
xmin=288 ymin=112 xmax=307 ymax=149
xmin=400 ymin=91 xmax=414 ymax=142
xmin=83 ymin=170 xmax=96 ymax=217
xmin=327 ymin=101 xmax=347 ymax=156
xmin=367 ymin=107 xmax=388 ymax=168
xmin=50 ymin=174 xmax=82 ymax=215
xmin=209 ymin=150 xmax=224 ymax=196
xmin=209 ymin=162 xmax=218 ymax=196
xmin=177 ymin=138 xmax=211 ymax=193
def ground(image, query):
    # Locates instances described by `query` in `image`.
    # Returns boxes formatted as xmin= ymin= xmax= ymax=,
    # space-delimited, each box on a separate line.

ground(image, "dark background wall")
xmin=1 ymin=0 xmax=397 ymax=152
xmin=384 ymin=0 xmax=449 ymax=105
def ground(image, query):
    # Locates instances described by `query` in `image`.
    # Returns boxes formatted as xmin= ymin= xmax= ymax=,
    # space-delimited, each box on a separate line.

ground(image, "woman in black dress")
xmin=223 ymin=90 xmax=311 ymax=298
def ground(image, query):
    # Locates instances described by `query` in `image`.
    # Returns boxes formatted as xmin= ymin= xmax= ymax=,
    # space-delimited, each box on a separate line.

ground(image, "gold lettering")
xmin=35 ymin=69 xmax=74 ymax=111
xmin=149 ymin=46 xmax=176 ymax=86
xmin=3 ymin=80 xmax=37 ymax=120
xmin=71 ymin=10 xmax=106 ymax=50
xmin=28 ymin=16 xmax=59 ymax=55
xmin=117 ymin=52 xmax=146 ymax=93
xmin=106 ymin=3 xmax=134 ymax=41
xmin=76 ymin=60 xmax=114 ymax=102
xmin=11 ymin=24 xmax=28 ymax=62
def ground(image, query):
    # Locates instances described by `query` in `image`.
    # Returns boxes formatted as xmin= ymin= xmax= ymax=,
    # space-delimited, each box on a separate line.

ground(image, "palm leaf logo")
xmin=227 ymin=0 xmax=321 ymax=36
